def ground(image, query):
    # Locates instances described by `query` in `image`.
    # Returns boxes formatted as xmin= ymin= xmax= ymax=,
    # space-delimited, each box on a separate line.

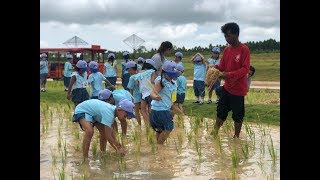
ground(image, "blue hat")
xmin=162 ymin=61 xmax=179 ymax=78
xmin=123 ymin=51 xmax=130 ymax=56
xmin=176 ymin=64 xmax=184 ymax=72
xmin=212 ymin=47 xmax=220 ymax=53
xmin=175 ymin=52 xmax=183 ymax=58
xmin=76 ymin=60 xmax=89 ymax=71
xmin=118 ymin=99 xmax=136 ymax=118
xmin=98 ymin=89 xmax=112 ymax=101
xmin=40 ymin=53 xmax=47 ymax=58
xmin=194 ymin=55 xmax=202 ymax=62
xmin=137 ymin=57 xmax=144 ymax=63
xmin=66 ymin=54 xmax=73 ymax=59
xmin=107 ymin=53 xmax=115 ymax=59
xmin=89 ymin=61 xmax=98 ymax=69
xmin=126 ymin=61 xmax=136 ymax=69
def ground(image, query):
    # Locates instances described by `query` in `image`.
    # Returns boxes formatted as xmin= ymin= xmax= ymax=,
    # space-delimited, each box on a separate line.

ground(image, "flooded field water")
xmin=40 ymin=105 xmax=279 ymax=179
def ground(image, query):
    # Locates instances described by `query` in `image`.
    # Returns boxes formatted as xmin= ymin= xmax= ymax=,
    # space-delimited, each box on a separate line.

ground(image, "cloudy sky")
xmin=40 ymin=0 xmax=279 ymax=53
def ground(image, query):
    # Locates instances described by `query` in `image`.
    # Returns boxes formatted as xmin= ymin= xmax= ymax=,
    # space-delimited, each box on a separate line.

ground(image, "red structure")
xmin=40 ymin=45 xmax=108 ymax=79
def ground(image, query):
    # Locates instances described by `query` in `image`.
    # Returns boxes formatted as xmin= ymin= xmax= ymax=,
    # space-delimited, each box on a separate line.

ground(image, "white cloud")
xmin=40 ymin=0 xmax=280 ymax=52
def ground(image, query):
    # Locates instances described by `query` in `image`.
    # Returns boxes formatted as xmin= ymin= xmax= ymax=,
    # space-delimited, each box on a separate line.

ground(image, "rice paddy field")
xmin=40 ymin=81 xmax=280 ymax=179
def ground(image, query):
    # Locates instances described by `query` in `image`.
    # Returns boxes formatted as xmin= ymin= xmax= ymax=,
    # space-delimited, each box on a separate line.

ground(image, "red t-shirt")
xmin=215 ymin=43 xmax=250 ymax=96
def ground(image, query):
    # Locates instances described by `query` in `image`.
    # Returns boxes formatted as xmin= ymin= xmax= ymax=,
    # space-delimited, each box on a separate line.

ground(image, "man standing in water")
xmin=212 ymin=22 xmax=250 ymax=138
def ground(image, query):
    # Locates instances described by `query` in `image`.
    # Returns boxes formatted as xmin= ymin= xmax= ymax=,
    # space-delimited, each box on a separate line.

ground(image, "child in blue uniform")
xmin=121 ymin=51 xmax=131 ymax=91
xmin=88 ymin=61 xmax=114 ymax=99
xmin=150 ymin=61 xmax=179 ymax=144
xmin=104 ymin=53 xmax=117 ymax=90
xmin=99 ymin=89 xmax=134 ymax=136
xmin=191 ymin=53 xmax=206 ymax=105
xmin=67 ymin=60 xmax=89 ymax=107
xmin=173 ymin=64 xmax=187 ymax=115
xmin=72 ymin=98 xmax=135 ymax=159
xmin=126 ymin=61 xmax=143 ymax=126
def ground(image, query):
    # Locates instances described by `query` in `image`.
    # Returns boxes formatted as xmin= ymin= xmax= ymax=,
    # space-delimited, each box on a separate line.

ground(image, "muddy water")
xmin=40 ymin=107 xmax=279 ymax=179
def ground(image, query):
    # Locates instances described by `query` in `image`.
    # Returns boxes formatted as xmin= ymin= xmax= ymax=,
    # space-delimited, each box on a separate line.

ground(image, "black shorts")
xmin=216 ymin=86 xmax=244 ymax=123
xmin=143 ymin=95 xmax=152 ymax=105
xmin=174 ymin=93 xmax=185 ymax=104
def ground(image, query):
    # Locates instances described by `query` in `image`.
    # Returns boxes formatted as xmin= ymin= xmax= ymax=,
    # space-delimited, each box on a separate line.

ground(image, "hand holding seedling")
xmin=118 ymin=147 xmax=126 ymax=156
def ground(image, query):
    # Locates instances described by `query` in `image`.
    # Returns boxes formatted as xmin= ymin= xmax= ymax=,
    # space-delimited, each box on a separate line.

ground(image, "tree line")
xmin=112 ymin=38 xmax=280 ymax=59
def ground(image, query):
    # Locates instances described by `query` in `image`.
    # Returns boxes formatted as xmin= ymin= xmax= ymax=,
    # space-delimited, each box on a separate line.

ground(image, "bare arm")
xmin=67 ymin=76 xmax=76 ymax=100
xmin=119 ymin=118 xmax=127 ymax=136
xmin=150 ymin=81 xmax=163 ymax=101
xmin=105 ymin=126 xmax=126 ymax=156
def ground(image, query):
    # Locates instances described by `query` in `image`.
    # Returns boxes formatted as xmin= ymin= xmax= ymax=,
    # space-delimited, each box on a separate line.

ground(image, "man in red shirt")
xmin=213 ymin=22 xmax=250 ymax=138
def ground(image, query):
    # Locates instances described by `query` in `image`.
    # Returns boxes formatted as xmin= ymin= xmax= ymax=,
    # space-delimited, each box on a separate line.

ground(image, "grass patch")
xmin=41 ymin=81 xmax=279 ymax=126
xmin=183 ymin=100 xmax=279 ymax=125
xmin=164 ymin=52 xmax=280 ymax=81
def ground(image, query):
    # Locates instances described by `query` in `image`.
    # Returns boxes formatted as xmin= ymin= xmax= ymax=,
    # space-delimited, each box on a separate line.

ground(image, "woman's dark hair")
xmin=74 ymin=66 xmax=80 ymax=71
xmin=221 ymin=22 xmax=240 ymax=36
xmin=108 ymin=57 xmax=115 ymax=66
xmin=128 ymin=64 xmax=138 ymax=71
xmin=123 ymin=54 xmax=130 ymax=60
xmin=160 ymin=71 xmax=165 ymax=88
xmin=142 ymin=62 xmax=157 ymax=71
xmin=157 ymin=41 xmax=173 ymax=54
xmin=108 ymin=56 xmax=115 ymax=61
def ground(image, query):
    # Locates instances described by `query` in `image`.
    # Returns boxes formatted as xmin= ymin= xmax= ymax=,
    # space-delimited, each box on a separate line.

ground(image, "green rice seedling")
xmin=176 ymin=114 xmax=184 ymax=128
xmin=231 ymin=168 xmax=236 ymax=180
xmin=187 ymin=130 xmax=193 ymax=142
xmin=260 ymin=139 xmax=265 ymax=156
xmin=42 ymin=123 xmax=46 ymax=134
xmin=63 ymin=139 xmax=67 ymax=158
xmin=241 ymin=140 xmax=249 ymax=159
xmin=58 ymin=126 xmax=61 ymax=138
xmin=92 ymin=138 xmax=98 ymax=157
xmin=177 ymin=133 xmax=183 ymax=146
xmin=257 ymin=158 xmax=266 ymax=175
xmin=74 ymin=144 xmax=80 ymax=152
xmin=205 ymin=121 xmax=208 ymax=132
xmin=194 ymin=139 xmax=202 ymax=159
xmin=267 ymin=174 xmax=274 ymax=180
xmin=74 ymin=130 xmax=80 ymax=140
xmin=57 ymin=136 xmax=62 ymax=149
xmin=58 ymin=167 xmax=65 ymax=180
xmin=51 ymin=148 xmax=57 ymax=167
xmin=268 ymin=135 xmax=277 ymax=165
xmin=173 ymin=139 xmax=180 ymax=154
xmin=81 ymin=171 xmax=89 ymax=180
xmin=216 ymin=134 xmax=222 ymax=154
xmin=60 ymin=149 xmax=66 ymax=166
xmin=231 ymin=148 xmax=239 ymax=169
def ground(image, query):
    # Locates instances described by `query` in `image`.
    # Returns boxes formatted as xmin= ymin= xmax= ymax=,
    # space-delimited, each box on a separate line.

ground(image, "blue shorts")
xmin=106 ymin=77 xmax=117 ymax=86
xmin=40 ymin=73 xmax=48 ymax=84
xmin=175 ymin=93 xmax=185 ymax=104
xmin=122 ymin=73 xmax=130 ymax=90
xmin=64 ymin=76 xmax=71 ymax=88
xmin=71 ymin=88 xmax=89 ymax=104
xmin=193 ymin=80 xmax=205 ymax=97
xmin=143 ymin=95 xmax=152 ymax=105
xmin=91 ymin=96 xmax=98 ymax=99
xmin=72 ymin=113 xmax=95 ymax=131
xmin=150 ymin=110 xmax=174 ymax=133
